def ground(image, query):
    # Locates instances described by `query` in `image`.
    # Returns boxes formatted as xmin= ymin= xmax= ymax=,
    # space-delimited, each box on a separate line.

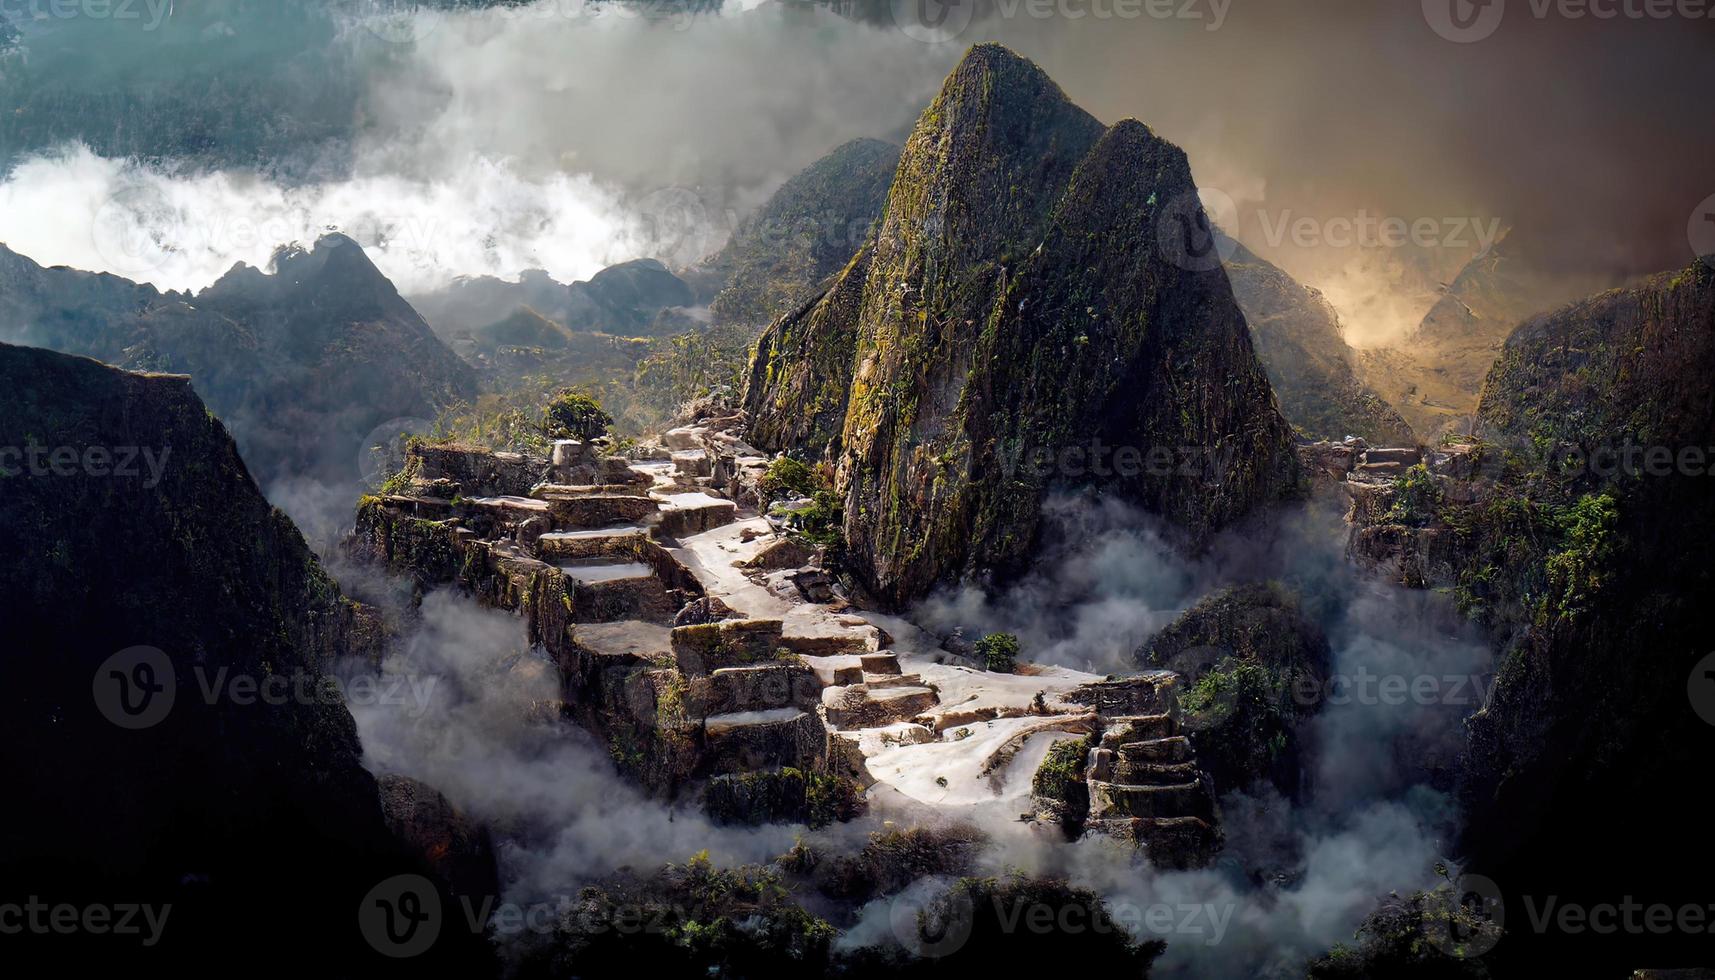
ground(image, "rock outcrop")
xmin=377 ymin=774 xmax=501 ymax=902
xmin=1136 ymin=582 xmax=1332 ymax=800
xmin=0 ymin=234 xmax=477 ymax=505
xmin=744 ymin=45 xmax=1298 ymax=607
xmin=0 ymin=343 xmax=484 ymax=972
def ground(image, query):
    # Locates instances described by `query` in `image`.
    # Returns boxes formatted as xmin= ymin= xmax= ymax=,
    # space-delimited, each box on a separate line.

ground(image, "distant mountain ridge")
xmin=1221 ymin=237 xmax=1415 ymax=444
xmin=411 ymin=257 xmax=697 ymax=342
xmin=1359 ymin=230 xmax=1622 ymax=439
xmin=700 ymin=136 xmax=902 ymax=330
xmin=0 ymin=234 xmax=476 ymax=510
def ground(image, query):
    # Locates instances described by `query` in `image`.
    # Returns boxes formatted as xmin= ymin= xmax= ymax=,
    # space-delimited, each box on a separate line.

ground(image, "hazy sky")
xmin=1 ymin=0 xmax=1709 ymax=342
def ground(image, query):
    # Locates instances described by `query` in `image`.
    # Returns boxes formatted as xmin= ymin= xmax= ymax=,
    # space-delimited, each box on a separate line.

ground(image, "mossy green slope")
xmin=744 ymin=243 xmax=876 ymax=459
xmin=743 ymin=45 xmax=1299 ymax=606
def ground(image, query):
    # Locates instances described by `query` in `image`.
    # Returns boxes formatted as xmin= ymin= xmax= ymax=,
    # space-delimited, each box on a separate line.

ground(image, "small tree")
xmin=975 ymin=632 xmax=1021 ymax=673
xmin=544 ymin=389 xmax=613 ymax=442
xmin=758 ymin=455 xmax=821 ymax=504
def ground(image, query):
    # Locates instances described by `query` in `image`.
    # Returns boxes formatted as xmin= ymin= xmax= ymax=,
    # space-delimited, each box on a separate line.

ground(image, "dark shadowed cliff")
xmin=0 ymin=343 xmax=491 ymax=974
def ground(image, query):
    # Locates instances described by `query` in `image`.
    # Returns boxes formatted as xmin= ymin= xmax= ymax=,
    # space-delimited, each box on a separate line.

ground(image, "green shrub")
xmin=1031 ymin=738 xmax=1088 ymax=801
xmin=544 ymin=388 xmax=613 ymax=441
xmin=1384 ymin=463 xmax=1442 ymax=527
xmin=975 ymin=632 xmax=1021 ymax=673
xmin=1543 ymin=490 xmax=1619 ymax=622
xmin=759 ymin=455 xmax=821 ymax=502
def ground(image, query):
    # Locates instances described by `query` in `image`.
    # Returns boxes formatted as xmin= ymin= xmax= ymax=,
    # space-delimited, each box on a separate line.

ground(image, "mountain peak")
xmin=925 ymin=43 xmax=1087 ymax=138
xmin=951 ymin=42 xmax=1043 ymax=81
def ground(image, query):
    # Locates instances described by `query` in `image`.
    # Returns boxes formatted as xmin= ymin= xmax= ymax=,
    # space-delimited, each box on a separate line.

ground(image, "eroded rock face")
xmin=377 ymin=774 xmax=500 ymax=902
xmin=744 ymin=244 xmax=875 ymax=460
xmin=1137 ymin=582 xmax=1332 ymax=800
xmin=1326 ymin=262 xmax=1715 ymax=972
xmin=1459 ymin=262 xmax=1715 ymax=915
xmin=743 ymin=44 xmax=1297 ymax=607
xmin=0 ymin=344 xmax=483 ymax=971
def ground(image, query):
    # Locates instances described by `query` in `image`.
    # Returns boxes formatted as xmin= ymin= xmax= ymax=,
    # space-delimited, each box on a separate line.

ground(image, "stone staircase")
xmin=1295 ymin=437 xmax=1485 ymax=589
xmin=1039 ymin=676 xmax=1223 ymax=869
xmin=353 ymin=422 xmax=1238 ymax=860
xmin=1349 ymin=445 xmax=1421 ymax=482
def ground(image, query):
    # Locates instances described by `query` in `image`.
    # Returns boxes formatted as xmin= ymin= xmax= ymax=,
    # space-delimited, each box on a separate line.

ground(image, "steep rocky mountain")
xmin=411 ymin=258 xmax=696 ymax=342
xmin=1331 ymin=260 xmax=1715 ymax=970
xmin=0 ymin=234 xmax=476 ymax=504
xmin=745 ymin=44 xmax=1298 ymax=606
xmin=0 ymin=343 xmax=490 ymax=973
xmin=1222 ymin=239 xmax=1415 ymax=445
xmin=1459 ymin=260 xmax=1715 ymax=969
xmin=1359 ymin=230 xmax=1620 ymax=439
xmin=702 ymin=137 xmax=902 ymax=329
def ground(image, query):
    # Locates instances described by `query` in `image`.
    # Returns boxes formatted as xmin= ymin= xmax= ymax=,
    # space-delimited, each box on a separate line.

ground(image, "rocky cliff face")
xmin=1332 ymin=261 xmax=1715 ymax=971
xmin=704 ymin=137 xmax=901 ymax=329
xmin=1460 ymin=261 xmax=1715 ymax=942
xmin=1222 ymin=240 xmax=1414 ymax=444
xmin=0 ymin=343 xmax=487 ymax=972
xmin=745 ymin=45 xmax=1298 ymax=606
xmin=0 ymin=234 xmax=477 ymax=505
